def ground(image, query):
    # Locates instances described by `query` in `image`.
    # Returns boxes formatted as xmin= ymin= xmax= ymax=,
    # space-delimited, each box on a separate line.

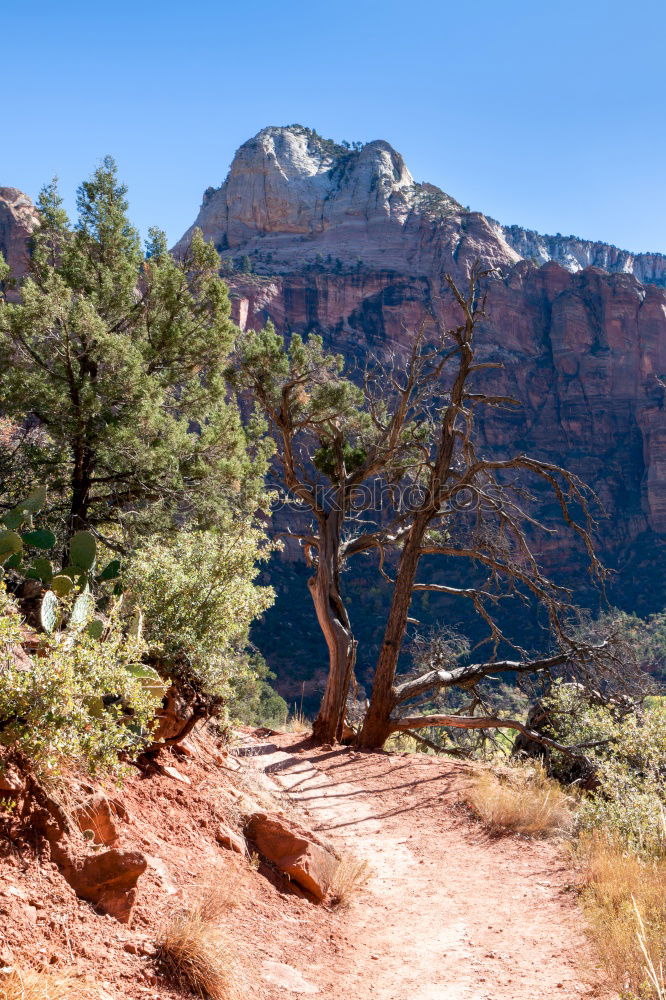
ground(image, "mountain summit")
xmin=177 ymin=124 xmax=666 ymax=286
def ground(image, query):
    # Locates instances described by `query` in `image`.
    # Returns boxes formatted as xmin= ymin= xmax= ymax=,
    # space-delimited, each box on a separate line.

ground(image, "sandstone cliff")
xmin=177 ymin=126 xmax=666 ymax=600
xmin=0 ymin=187 xmax=39 ymax=281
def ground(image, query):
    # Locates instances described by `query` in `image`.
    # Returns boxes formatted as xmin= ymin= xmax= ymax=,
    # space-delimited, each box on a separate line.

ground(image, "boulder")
xmin=73 ymin=793 xmax=119 ymax=846
xmin=244 ymin=812 xmax=337 ymax=901
xmin=64 ymin=849 xmax=147 ymax=923
xmin=0 ymin=766 xmax=23 ymax=794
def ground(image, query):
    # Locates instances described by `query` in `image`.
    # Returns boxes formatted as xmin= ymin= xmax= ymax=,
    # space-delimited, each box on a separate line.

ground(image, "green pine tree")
xmin=0 ymin=157 xmax=268 ymax=544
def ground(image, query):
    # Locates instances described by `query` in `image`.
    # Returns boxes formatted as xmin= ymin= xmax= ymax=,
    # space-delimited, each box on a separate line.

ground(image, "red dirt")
xmin=0 ymin=729 xmax=613 ymax=999
xmin=247 ymin=731 xmax=614 ymax=1000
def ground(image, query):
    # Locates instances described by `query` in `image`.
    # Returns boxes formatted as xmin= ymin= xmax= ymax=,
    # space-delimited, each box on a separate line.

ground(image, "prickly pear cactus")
xmin=69 ymin=590 xmax=95 ymax=630
xmin=70 ymin=531 xmax=97 ymax=572
xmin=50 ymin=574 xmax=74 ymax=597
xmin=40 ymin=590 xmax=59 ymax=634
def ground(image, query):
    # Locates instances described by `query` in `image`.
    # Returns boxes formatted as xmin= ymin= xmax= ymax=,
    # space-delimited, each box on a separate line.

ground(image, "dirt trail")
xmin=246 ymin=732 xmax=612 ymax=1000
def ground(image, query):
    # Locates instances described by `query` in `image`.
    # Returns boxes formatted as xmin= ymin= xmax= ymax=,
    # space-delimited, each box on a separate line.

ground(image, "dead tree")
xmin=234 ymin=270 xmax=632 ymax=748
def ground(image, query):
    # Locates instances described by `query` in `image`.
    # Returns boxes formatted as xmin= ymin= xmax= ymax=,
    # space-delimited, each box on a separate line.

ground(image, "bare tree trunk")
xmin=69 ymin=441 xmax=94 ymax=537
xmin=358 ymin=522 xmax=426 ymax=748
xmin=311 ymin=515 xmax=357 ymax=743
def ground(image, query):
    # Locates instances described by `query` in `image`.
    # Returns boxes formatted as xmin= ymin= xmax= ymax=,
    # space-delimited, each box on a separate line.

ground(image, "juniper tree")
xmin=0 ymin=158 xmax=266 ymax=545
xmin=235 ymin=270 xmax=632 ymax=748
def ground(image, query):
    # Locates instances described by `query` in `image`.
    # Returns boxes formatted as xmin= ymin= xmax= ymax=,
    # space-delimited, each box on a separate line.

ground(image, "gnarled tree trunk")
xmin=358 ymin=524 xmax=425 ymax=748
xmin=311 ymin=514 xmax=357 ymax=744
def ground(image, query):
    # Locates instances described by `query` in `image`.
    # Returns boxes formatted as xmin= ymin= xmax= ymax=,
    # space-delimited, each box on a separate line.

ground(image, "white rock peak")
xmin=175 ymin=124 xmax=666 ymax=285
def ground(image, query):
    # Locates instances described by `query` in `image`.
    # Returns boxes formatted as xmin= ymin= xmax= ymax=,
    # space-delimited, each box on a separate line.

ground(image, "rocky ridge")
xmin=0 ymin=186 xmax=39 ymax=285
xmin=176 ymin=127 xmax=666 ymax=608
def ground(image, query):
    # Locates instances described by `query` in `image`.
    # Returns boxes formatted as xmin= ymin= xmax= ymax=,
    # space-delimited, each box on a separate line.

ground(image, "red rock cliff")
xmin=176 ymin=126 xmax=666 ymax=601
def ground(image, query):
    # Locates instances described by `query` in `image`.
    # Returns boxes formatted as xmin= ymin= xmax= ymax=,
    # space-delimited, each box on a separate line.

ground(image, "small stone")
xmin=261 ymin=960 xmax=319 ymax=994
xmin=215 ymin=824 xmax=246 ymax=855
xmin=161 ymin=764 xmax=191 ymax=785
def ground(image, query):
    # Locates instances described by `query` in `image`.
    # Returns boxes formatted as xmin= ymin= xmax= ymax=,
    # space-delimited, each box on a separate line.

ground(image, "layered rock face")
xmin=0 ymin=187 xmax=39 ymax=284
xmin=178 ymin=126 xmax=666 ymax=611
xmin=2 ymin=128 xmax=665 ymax=626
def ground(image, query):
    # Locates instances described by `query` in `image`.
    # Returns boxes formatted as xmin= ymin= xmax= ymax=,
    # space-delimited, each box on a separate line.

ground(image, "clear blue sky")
xmin=6 ymin=0 xmax=666 ymax=253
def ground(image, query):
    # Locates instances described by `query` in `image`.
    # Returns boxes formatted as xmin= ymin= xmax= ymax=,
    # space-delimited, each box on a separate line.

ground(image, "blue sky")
xmin=6 ymin=0 xmax=666 ymax=253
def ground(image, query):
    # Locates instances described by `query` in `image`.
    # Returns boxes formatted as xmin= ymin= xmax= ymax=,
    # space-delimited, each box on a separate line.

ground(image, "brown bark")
xmin=359 ymin=277 xmax=477 ymax=749
xmin=357 ymin=523 xmax=425 ymax=747
xmin=311 ymin=513 xmax=357 ymax=743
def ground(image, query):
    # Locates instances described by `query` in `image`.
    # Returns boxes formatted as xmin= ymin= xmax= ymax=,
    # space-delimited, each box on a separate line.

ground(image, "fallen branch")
xmin=389 ymin=713 xmax=591 ymax=761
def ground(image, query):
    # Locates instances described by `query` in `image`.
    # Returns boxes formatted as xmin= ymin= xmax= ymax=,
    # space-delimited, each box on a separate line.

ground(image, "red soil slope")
xmin=0 ymin=729 xmax=613 ymax=999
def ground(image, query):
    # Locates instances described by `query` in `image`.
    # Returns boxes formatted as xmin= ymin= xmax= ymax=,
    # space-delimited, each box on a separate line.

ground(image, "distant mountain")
xmin=177 ymin=124 xmax=666 ymax=286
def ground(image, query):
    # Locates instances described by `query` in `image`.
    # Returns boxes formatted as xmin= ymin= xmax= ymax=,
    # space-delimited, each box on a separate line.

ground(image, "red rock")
xmin=215 ymin=823 xmax=246 ymax=855
xmin=173 ymin=126 xmax=666 ymax=599
xmin=64 ymin=849 xmax=147 ymax=923
xmin=244 ymin=811 xmax=337 ymax=900
xmin=0 ymin=187 xmax=39 ymax=290
xmin=73 ymin=793 xmax=119 ymax=846
xmin=0 ymin=767 xmax=23 ymax=794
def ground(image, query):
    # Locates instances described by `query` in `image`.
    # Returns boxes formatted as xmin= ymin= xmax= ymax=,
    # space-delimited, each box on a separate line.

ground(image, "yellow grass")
xmin=285 ymin=708 xmax=311 ymax=734
xmin=579 ymin=835 xmax=666 ymax=999
xmin=466 ymin=762 xmax=574 ymax=838
xmin=328 ymin=853 xmax=372 ymax=908
xmin=157 ymin=898 xmax=236 ymax=1000
xmin=0 ymin=970 xmax=102 ymax=1000
xmin=157 ymin=866 xmax=238 ymax=1000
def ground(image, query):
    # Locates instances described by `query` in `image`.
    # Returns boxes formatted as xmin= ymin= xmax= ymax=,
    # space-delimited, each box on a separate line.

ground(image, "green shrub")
xmin=546 ymin=684 xmax=666 ymax=857
xmin=224 ymin=651 xmax=288 ymax=727
xmin=0 ymin=589 xmax=159 ymax=776
xmin=125 ymin=522 xmax=276 ymax=707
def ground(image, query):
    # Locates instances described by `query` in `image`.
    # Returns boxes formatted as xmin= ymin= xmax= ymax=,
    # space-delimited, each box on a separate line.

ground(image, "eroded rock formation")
xmin=0 ymin=187 xmax=39 ymax=285
xmin=176 ymin=127 xmax=666 ymax=603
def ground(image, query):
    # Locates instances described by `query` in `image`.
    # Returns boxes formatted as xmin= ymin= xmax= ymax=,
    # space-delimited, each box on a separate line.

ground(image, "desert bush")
xmin=328 ymin=853 xmax=371 ymax=908
xmin=157 ymin=900 xmax=235 ymax=1000
xmin=224 ymin=651 xmax=288 ymax=728
xmin=0 ymin=588 xmax=159 ymax=776
xmin=285 ymin=707 xmax=311 ymax=734
xmin=546 ymin=685 xmax=666 ymax=857
xmin=579 ymin=834 xmax=666 ymax=999
xmin=466 ymin=760 xmax=575 ymax=838
xmin=125 ymin=523 xmax=276 ymax=708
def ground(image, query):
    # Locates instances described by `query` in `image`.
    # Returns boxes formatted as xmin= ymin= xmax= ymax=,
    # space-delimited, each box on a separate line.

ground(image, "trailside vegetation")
xmin=0 ymin=157 xmax=268 ymax=545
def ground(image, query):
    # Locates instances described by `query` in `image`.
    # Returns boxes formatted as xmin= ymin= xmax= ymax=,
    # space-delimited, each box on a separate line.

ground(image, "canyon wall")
xmin=0 ymin=187 xmax=39 ymax=286
xmin=179 ymin=127 xmax=666 ymax=592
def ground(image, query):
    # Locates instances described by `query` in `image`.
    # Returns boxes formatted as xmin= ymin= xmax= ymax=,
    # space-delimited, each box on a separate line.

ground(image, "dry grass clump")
xmin=0 ymin=969 xmax=101 ymax=1000
xmin=580 ymin=834 xmax=666 ymax=999
xmin=328 ymin=853 xmax=372 ymax=908
xmin=157 ymin=868 xmax=239 ymax=1000
xmin=466 ymin=762 xmax=574 ymax=838
xmin=157 ymin=900 xmax=235 ymax=1000
xmin=285 ymin=708 xmax=310 ymax=734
